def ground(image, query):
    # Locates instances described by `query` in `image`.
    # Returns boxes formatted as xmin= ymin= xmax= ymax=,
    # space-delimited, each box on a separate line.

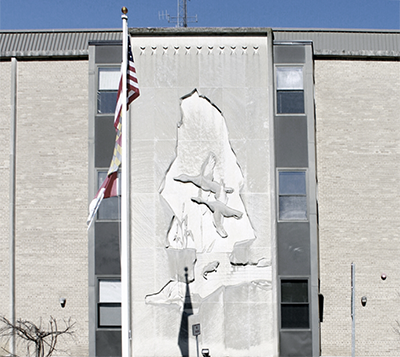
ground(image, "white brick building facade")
xmin=0 ymin=28 xmax=399 ymax=357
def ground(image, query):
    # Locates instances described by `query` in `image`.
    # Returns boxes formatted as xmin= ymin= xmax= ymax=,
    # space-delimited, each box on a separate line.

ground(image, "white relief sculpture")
xmin=173 ymin=152 xmax=241 ymax=238
xmin=146 ymin=90 xmax=273 ymax=354
xmin=167 ymin=203 xmax=195 ymax=249
xmin=190 ymin=196 xmax=243 ymax=238
xmin=174 ymin=152 xmax=234 ymax=200
xmin=160 ymin=90 xmax=256 ymax=254
xmin=148 ymin=88 xmax=270 ymax=297
xmin=202 ymin=261 xmax=220 ymax=280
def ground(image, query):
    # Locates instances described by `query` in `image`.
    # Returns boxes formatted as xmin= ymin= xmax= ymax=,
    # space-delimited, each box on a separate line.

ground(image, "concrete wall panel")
xmin=129 ymin=35 xmax=276 ymax=356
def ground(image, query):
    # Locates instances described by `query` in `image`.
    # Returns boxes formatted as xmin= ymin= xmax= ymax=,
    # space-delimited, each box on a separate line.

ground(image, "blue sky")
xmin=0 ymin=0 xmax=399 ymax=31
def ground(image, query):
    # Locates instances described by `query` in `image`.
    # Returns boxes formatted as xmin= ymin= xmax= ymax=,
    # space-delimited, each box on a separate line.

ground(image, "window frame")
xmin=96 ymin=66 xmax=120 ymax=116
xmin=97 ymin=277 xmax=122 ymax=329
xmin=277 ymin=169 xmax=308 ymax=222
xmin=279 ymin=277 xmax=310 ymax=330
xmin=275 ymin=65 xmax=305 ymax=116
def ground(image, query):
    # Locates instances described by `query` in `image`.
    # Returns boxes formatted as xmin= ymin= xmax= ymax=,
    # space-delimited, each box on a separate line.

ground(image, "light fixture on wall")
xmin=60 ymin=298 xmax=66 ymax=308
xmin=361 ymin=296 xmax=367 ymax=307
xmin=201 ymin=348 xmax=210 ymax=357
xmin=381 ymin=273 xmax=387 ymax=280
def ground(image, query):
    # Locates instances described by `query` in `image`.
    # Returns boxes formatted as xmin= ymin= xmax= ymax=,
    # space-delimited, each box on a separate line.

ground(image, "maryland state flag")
xmin=87 ymin=37 xmax=139 ymax=228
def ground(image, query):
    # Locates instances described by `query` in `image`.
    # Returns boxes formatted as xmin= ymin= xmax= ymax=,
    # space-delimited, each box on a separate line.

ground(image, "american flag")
xmin=87 ymin=36 xmax=140 ymax=228
xmin=114 ymin=37 xmax=140 ymax=130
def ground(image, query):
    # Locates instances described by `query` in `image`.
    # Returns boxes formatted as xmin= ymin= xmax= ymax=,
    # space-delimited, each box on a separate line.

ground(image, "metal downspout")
xmin=10 ymin=57 xmax=17 ymax=356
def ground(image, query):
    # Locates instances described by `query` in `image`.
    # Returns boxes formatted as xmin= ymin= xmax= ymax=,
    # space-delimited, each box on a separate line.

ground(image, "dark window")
xmin=277 ymin=90 xmax=304 ymax=114
xmin=97 ymin=68 xmax=119 ymax=114
xmin=97 ymin=91 xmax=118 ymax=114
xmin=97 ymin=171 xmax=120 ymax=221
xmin=98 ymin=279 xmax=121 ymax=328
xmin=276 ymin=67 xmax=304 ymax=114
xmin=278 ymin=171 xmax=307 ymax=220
xmin=281 ymin=280 xmax=309 ymax=329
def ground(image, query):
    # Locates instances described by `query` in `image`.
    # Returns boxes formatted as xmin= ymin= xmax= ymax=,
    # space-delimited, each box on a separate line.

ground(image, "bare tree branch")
xmin=0 ymin=316 xmax=75 ymax=357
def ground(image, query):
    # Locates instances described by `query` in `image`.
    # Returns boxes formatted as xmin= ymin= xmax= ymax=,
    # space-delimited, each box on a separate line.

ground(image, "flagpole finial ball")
xmin=122 ymin=7 xmax=128 ymax=14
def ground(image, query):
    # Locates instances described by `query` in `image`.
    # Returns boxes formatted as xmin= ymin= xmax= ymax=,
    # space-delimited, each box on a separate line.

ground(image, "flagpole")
xmin=121 ymin=7 xmax=132 ymax=357
xmin=351 ymin=262 xmax=355 ymax=357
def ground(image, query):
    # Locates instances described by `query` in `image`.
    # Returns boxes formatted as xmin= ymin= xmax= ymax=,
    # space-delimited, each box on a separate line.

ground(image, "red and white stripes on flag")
xmin=114 ymin=37 xmax=140 ymax=130
xmin=87 ymin=37 xmax=140 ymax=228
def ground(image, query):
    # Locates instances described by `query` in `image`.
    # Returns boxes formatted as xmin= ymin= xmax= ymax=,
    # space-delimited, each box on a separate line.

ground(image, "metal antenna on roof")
xmin=159 ymin=0 xmax=198 ymax=27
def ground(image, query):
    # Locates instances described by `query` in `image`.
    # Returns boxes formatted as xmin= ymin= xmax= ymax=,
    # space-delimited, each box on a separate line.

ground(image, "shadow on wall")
xmin=178 ymin=267 xmax=193 ymax=357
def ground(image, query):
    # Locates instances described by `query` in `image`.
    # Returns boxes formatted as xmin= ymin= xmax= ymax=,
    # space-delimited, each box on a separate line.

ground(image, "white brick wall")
xmin=0 ymin=60 xmax=89 ymax=356
xmin=315 ymin=60 xmax=400 ymax=356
